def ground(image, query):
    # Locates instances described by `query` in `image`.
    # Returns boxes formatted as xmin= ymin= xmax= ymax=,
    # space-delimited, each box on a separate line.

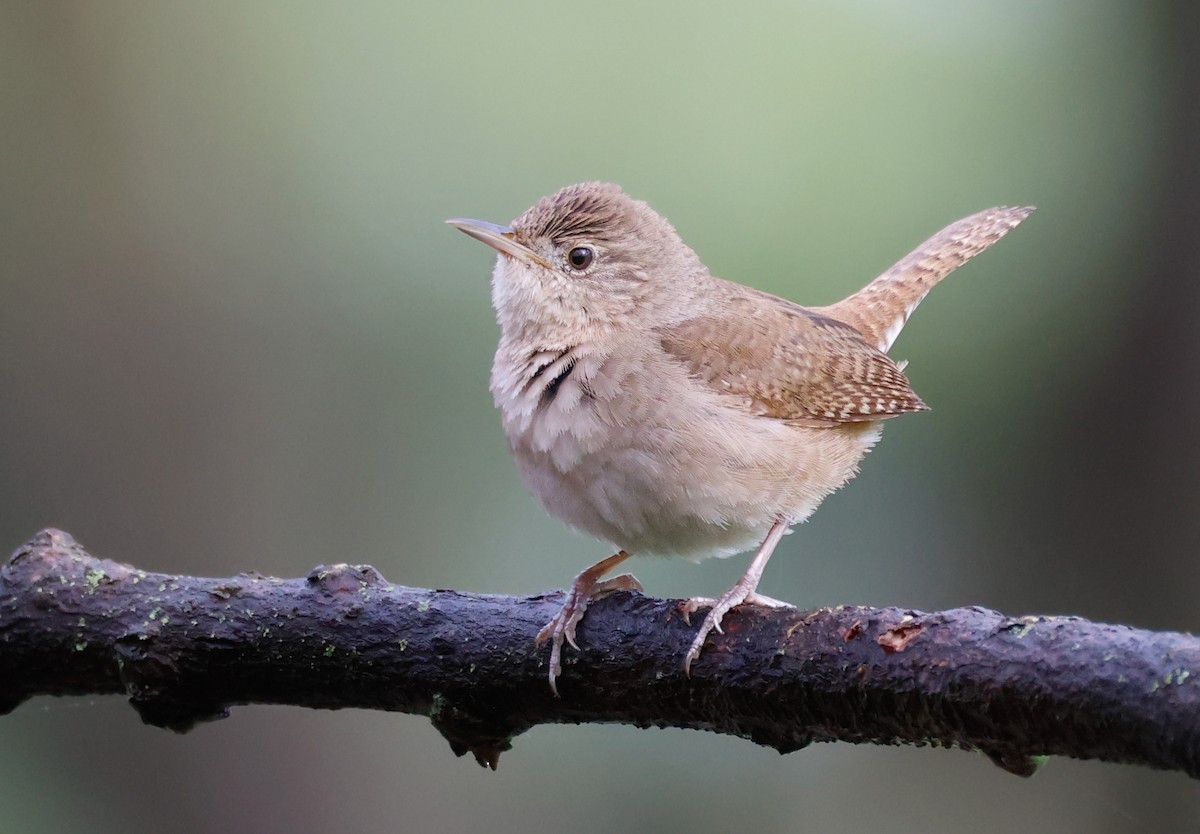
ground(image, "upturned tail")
xmin=813 ymin=206 xmax=1035 ymax=353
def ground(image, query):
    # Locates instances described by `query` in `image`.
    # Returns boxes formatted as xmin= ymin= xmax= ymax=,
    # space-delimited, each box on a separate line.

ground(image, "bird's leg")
xmin=682 ymin=518 xmax=793 ymax=674
xmin=536 ymin=550 xmax=642 ymax=695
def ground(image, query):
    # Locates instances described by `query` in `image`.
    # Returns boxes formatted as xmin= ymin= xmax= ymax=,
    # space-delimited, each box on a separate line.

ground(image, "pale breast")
xmin=491 ymin=339 xmax=883 ymax=560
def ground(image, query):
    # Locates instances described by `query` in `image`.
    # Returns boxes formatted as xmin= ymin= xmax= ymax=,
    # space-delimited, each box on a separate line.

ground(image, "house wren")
xmin=448 ymin=183 xmax=1033 ymax=693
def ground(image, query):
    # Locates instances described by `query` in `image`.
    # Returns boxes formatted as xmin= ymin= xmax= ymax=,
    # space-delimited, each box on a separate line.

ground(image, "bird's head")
xmin=449 ymin=182 xmax=708 ymax=337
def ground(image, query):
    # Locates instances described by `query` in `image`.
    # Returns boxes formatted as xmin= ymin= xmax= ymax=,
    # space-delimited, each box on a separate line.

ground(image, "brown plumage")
xmin=814 ymin=205 xmax=1035 ymax=352
xmin=448 ymin=183 xmax=1035 ymax=692
xmin=660 ymin=288 xmax=927 ymax=426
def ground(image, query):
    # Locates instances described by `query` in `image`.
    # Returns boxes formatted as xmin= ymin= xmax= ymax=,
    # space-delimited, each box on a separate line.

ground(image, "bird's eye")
xmin=567 ymin=246 xmax=595 ymax=271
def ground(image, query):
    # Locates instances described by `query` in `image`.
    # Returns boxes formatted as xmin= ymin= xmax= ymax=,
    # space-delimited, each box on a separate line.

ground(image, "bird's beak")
xmin=446 ymin=218 xmax=552 ymax=269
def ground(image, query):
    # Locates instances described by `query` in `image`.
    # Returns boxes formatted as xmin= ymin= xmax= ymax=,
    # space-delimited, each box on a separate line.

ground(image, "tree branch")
xmin=2 ymin=529 xmax=1197 ymax=776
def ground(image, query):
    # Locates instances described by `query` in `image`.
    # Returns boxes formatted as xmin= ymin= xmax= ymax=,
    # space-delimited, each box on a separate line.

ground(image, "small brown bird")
xmin=449 ymin=183 xmax=1033 ymax=693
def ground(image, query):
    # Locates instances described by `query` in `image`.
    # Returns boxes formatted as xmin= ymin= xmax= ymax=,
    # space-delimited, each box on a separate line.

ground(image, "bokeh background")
xmin=2 ymin=2 xmax=1198 ymax=831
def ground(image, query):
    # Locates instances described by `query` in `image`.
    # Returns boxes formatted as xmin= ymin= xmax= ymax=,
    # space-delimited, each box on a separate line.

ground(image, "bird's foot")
xmin=680 ymin=591 xmax=791 ymax=625
xmin=535 ymin=551 xmax=641 ymax=696
xmin=682 ymin=587 xmax=793 ymax=675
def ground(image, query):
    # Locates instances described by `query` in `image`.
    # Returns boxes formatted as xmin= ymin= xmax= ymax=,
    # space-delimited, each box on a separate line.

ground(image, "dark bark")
xmin=2 ymin=529 xmax=1197 ymax=776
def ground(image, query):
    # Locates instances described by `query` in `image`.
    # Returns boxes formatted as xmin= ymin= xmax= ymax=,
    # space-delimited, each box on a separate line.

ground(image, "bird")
xmin=448 ymin=182 xmax=1033 ymax=693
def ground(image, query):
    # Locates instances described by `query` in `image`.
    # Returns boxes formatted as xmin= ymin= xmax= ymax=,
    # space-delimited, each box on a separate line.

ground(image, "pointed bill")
xmin=446 ymin=218 xmax=552 ymax=269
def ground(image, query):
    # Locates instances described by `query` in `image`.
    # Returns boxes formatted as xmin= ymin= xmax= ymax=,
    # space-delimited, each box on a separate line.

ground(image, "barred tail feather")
xmin=814 ymin=206 xmax=1035 ymax=353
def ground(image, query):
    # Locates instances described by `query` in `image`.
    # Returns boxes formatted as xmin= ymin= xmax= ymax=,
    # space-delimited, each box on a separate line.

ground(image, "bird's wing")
xmin=658 ymin=284 xmax=927 ymax=427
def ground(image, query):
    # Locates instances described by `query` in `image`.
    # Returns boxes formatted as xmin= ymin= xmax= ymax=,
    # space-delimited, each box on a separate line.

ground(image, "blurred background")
xmin=2 ymin=1 xmax=1197 ymax=831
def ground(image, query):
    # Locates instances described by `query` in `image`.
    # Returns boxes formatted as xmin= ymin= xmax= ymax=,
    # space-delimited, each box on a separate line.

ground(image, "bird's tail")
xmin=813 ymin=206 xmax=1035 ymax=353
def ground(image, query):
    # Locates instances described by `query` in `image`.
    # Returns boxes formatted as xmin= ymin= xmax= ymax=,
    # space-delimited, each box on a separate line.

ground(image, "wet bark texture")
xmin=2 ymin=529 xmax=1197 ymax=775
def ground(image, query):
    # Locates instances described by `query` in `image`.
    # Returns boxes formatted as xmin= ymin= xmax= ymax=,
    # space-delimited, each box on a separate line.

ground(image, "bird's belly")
xmin=504 ymin=386 xmax=882 ymax=561
xmin=513 ymin=442 xmax=772 ymax=560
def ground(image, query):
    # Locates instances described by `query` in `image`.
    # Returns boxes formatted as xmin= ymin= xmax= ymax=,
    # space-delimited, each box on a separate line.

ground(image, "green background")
xmin=2 ymin=2 xmax=1197 ymax=831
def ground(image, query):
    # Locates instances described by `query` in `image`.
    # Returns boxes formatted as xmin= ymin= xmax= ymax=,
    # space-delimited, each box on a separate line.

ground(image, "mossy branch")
xmin=2 ymin=529 xmax=1197 ymax=776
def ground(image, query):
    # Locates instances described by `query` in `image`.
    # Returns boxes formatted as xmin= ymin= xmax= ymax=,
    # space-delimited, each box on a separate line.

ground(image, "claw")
xmin=536 ymin=551 xmax=639 ymax=695
xmin=564 ymin=618 xmax=581 ymax=651
xmin=680 ymin=596 xmax=714 ymax=627
xmin=682 ymin=519 xmax=793 ymax=675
